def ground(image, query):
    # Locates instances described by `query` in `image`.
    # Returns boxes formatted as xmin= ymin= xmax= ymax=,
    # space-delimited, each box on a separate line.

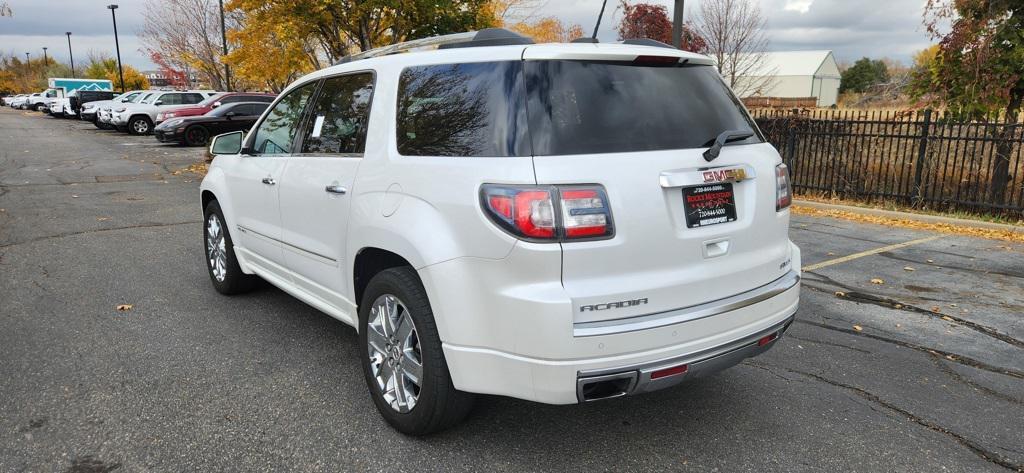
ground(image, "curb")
xmin=793 ymin=199 xmax=1024 ymax=235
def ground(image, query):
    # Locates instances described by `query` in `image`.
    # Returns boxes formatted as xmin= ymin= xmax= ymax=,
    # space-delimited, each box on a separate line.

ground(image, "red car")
xmin=155 ymin=92 xmax=275 ymax=124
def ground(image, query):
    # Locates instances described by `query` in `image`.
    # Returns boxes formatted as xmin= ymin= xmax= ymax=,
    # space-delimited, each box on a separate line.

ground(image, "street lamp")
xmin=672 ymin=0 xmax=685 ymax=49
xmin=217 ymin=0 xmax=231 ymax=91
xmin=107 ymin=4 xmax=125 ymax=92
xmin=66 ymin=32 xmax=75 ymax=78
xmin=42 ymin=47 xmax=48 ymax=66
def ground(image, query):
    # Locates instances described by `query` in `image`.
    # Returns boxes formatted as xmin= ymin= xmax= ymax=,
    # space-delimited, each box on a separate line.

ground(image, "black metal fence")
xmin=751 ymin=109 xmax=1024 ymax=217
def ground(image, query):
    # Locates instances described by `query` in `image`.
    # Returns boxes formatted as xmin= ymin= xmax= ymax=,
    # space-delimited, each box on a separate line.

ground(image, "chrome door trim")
xmin=237 ymin=225 xmax=338 ymax=263
xmin=573 ymin=271 xmax=800 ymax=337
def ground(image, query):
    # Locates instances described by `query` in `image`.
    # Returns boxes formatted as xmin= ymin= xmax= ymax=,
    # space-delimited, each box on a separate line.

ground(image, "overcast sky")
xmin=0 ymin=0 xmax=934 ymax=71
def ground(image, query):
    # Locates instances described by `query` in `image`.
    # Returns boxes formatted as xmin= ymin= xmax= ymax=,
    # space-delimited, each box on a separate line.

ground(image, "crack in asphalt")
xmin=786 ymin=334 xmax=874 ymax=354
xmin=877 ymin=251 xmax=1024 ymax=280
xmin=930 ymin=356 xmax=1024 ymax=407
xmin=803 ymin=273 xmax=1024 ymax=350
xmin=748 ymin=361 xmax=1024 ymax=471
xmin=0 ymin=221 xmax=201 ymax=249
xmin=794 ymin=318 xmax=1024 ymax=380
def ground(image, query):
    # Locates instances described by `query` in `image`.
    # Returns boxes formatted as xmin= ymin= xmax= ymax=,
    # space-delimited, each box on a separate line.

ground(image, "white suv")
xmin=112 ymin=90 xmax=216 ymax=135
xmin=200 ymin=29 xmax=801 ymax=435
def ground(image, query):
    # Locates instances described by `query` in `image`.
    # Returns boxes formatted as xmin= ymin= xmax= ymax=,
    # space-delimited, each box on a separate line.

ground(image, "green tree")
xmin=920 ymin=0 xmax=1024 ymax=203
xmin=840 ymin=57 xmax=890 ymax=94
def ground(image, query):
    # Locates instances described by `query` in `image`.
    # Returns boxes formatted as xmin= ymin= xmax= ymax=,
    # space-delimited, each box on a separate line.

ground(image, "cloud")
xmin=783 ymin=0 xmax=814 ymax=14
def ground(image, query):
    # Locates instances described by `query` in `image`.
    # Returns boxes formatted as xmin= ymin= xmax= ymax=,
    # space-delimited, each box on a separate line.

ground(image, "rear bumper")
xmin=426 ymin=242 xmax=802 ymax=405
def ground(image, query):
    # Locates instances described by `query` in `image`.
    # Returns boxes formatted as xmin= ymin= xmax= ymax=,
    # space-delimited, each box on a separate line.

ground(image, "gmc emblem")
xmin=702 ymin=168 xmax=746 ymax=184
xmin=580 ymin=298 xmax=649 ymax=312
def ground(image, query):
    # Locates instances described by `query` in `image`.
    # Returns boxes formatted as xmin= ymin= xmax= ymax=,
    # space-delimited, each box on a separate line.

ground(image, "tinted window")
xmin=182 ymin=93 xmax=204 ymax=104
xmin=244 ymin=103 xmax=269 ymax=116
xmin=158 ymin=94 xmax=181 ymax=106
xmin=209 ymin=103 xmax=242 ymax=117
xmin=250 ymin=82 xmax=317 ymax=155
xmin=396 ymin=62 xmax=528 ymax=157
xmin=524 ymin=61 xmax=761 ymax=155
xmin=300 ymin=73 xmax=374 ymax=155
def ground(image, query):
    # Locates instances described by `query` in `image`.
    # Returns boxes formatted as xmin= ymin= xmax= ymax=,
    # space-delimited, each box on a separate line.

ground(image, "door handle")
xmin=261 ymin=177 xmax=276 ymax=186
xmin=325 ymin=185 xmax=348 ymax=195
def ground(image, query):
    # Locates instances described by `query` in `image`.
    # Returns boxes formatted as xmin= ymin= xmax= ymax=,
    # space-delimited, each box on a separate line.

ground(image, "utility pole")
xmin=107 ymin=4 xmax=125 ymax=92
xmin=218 ymin=0 xmax=231 ymax=91
xmin=66 ymin=32 xmax=75 ymax=77
xmin=672 ymin=0 xmax=685 ymax=49
xmin=42 ymin=47 xmax=48 ymax=65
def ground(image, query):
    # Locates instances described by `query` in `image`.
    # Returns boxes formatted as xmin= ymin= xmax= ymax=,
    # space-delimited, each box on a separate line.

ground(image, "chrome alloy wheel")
xmin=132 ymin=119 xmax=149 ymax=134
xmin=367 ymin=294 xmax=423 ymax=413
xmin=205 ymin=214 xmax=227 ymax=282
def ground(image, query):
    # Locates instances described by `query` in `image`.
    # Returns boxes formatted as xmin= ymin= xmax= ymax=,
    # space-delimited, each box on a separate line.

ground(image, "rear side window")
xmin=250 ymin=82 xmax=317 ymax=155
xmin=242 ymin=103 xmax=268 ymax=116
xmin=524 ymin=61 xmax=761 ymax=155
xmin=159 ymin=94 xmax=181 ymax=105
xmin=182 ymin=93 xmax=204 ymax=104
xmin=396 ymin=62 xmax=528 ymax=157
xmin=300 ymin=73 xmax=374 ymax=155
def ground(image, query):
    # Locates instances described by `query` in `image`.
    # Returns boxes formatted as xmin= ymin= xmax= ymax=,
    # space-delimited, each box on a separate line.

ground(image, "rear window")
xmin=524 ymin=61 xmax=760 ymax=156
xmin=395 ymin=60 xmax=760 ymax=157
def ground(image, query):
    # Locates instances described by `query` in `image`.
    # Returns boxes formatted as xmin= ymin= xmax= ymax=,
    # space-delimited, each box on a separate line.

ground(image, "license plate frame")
xmin=682 ymin=183 xmax=738 ymax=228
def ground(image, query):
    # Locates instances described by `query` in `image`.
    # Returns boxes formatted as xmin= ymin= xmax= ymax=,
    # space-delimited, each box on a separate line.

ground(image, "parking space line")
xmin=802 ymin=235 xmax=942 ymax=272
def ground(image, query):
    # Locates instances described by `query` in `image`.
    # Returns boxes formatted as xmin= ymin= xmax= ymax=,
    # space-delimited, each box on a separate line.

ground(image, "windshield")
xmin=395 ymin=60 xmax=760 ymax=157
xmin=197 ymin=93 xmax=227 ymax=107
xmin=140 ymin=93 xmax=158 ymax=104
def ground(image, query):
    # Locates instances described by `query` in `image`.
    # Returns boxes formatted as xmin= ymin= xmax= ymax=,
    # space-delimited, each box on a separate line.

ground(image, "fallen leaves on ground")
xmin=116 ymin=304 xmax=133 ymax=312
xmin=835 ymin=291 xmax=846 ymax=297
xmin=792 ymin=205 xmax=1024 ymax=244
xmin=941 ymin=315 xmax=955 ymax=322
xmin=853 ymin=325 xmax=863 ymax=332
xmin=870 ymin=278 xmax=885 ymax=284
xmin=176 ymin=162 xmax=209 ymax=178
xmin=903 ymin=266 xmax=915 ymax=271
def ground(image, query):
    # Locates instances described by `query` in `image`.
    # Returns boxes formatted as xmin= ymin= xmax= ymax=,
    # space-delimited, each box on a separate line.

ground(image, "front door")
xmin=278 ymin=72 xmax=375 ymax=318
xmin=226 ymin=81 xmax=319 ymax=273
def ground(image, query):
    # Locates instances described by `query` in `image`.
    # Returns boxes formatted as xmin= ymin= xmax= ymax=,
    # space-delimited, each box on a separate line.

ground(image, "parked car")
xmin=155 ymin=92 xmax=275 ymax=124
xmin=111 ymin=90 xmax=218 ymax=135
xmin=94 ymin=90 xmax=154 ymax=129
xmin=71 ymin=90 xmax=117 ymax=119
xmin=7 ymin=94 xmax=28 ymax=108
xmin=155 ymin=102 xmax=269 ymax=146
xmin=199 ymin=29 xmax=800 ymax=435
xmin=25 ymin=92 xmax=51 ymax=111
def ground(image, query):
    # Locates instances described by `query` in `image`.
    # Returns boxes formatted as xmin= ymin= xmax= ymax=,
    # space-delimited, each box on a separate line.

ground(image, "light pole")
xmin=672 ymin=0 xmax=685 ymax=49
xmin=42 ymin=47 xmax=48 ymax=66
xmin=66 ymin=32 xmax=75 ymax=78
xmin=107 ymin=4 xmax=125 ymax=92
xmin=217 ymin=0 xmax=231 ymax=91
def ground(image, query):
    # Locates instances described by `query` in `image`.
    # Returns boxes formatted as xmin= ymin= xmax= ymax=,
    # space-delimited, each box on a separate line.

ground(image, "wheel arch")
xmin=352 ymin=247 xmax=416 ymax=310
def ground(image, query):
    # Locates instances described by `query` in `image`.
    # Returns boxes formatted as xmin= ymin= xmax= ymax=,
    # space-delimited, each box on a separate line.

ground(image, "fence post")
xmin=912 ymin=109 xmax=932 ymax=206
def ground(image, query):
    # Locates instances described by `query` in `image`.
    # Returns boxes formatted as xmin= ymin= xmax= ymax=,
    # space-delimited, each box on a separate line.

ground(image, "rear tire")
xmin=359 ymin=267 xmax=474 ymax=436
xmin=184 ymin=125 xmax=210 ymax=147
xmin=203 ymin=200 xmax=257 ymax=295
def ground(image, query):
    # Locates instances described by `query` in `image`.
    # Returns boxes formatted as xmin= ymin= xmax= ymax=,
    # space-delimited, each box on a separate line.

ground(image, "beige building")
xmin=733 ymin=50 xmax=841 ymax=107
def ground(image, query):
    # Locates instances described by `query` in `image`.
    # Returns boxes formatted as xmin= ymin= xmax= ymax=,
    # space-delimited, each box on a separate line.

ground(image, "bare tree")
xmin=695 ymin=0 xmax=775 ymax=97
xmin=139 ymin=0 xmax=229 ymax=90
xmin=0 ymin=2 xmax=12 ymax=17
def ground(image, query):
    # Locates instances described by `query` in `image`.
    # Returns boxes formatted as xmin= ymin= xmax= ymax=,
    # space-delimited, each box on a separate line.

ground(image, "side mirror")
xmin=211 ymin=101 xmax=222 ymax=108
xmin=209 ymin=131 xmax=243 ymax=156
xmin=154 ymin=100 xmax=163 ymax=106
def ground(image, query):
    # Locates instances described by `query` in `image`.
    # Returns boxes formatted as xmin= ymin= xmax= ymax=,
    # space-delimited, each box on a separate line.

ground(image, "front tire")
xmin=203 ymin=200 xmax=257 ymax=295
xmin=128 ymin=116 xmax=152 ymax=135
xmin=359 ymin=267 xmax=474 ymax=436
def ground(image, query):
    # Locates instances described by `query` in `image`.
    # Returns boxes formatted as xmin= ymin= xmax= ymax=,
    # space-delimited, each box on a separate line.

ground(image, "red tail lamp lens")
xmin=757 ymin=333 xmax=779 ymax=347
xmin=650 ymin=364 xmax=689 ymax=380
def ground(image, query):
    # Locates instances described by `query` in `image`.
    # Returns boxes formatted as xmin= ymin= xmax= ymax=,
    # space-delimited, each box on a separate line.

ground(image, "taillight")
xmin=481 ymin=184 xmax=614 ymax=242
xmin=776 ymin=163 xmax=792 ymax=211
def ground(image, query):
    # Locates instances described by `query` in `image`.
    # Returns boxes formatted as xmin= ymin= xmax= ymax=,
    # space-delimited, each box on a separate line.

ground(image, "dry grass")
xmin=172 ymin=162 xmax=209 ymax=177
xmin=792 ymin=204 xmax=1024 ymax=244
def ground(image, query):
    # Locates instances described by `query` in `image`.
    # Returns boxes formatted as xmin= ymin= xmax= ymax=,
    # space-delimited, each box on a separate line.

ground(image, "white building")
xmin=732 ymin=50 xmax=841 ymax=107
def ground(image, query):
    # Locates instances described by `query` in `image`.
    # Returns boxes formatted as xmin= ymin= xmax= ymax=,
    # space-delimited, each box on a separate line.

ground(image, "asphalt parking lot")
xmin=1 ymin=107 xmax=1022 ymax=472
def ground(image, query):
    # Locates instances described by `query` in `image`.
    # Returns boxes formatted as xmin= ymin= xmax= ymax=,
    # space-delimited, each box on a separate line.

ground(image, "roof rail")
xmin=621 ymin=38 xmax=675 ymax=49
xmin=335 ymin=28 xmax=533 ymax=65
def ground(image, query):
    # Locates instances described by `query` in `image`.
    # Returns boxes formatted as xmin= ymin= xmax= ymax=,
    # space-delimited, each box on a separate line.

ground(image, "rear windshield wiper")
xmin=702 ymin=130 xmax=754 ymax=162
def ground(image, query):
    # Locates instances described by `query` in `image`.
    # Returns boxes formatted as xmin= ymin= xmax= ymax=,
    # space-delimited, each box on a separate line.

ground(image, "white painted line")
xmin=802 ymin=236 xmax=943 ymax=272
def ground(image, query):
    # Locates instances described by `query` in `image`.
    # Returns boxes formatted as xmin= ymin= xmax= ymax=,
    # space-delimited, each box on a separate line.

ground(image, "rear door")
xmin=521 ymin=50 xmax=794 ymax=325
xmin=277 ymin=72 xmax=375 ymax=315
